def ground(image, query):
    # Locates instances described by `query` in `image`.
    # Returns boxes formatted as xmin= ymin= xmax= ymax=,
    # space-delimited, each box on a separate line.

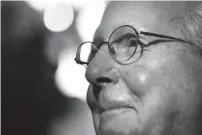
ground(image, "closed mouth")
xmin=101 ymin=107 xmax=135 ymax=114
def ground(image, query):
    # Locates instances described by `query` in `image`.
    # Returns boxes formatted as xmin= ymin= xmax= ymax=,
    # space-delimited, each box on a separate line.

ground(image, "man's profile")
xmin=75 ymin=1 xmax=202 ymax=135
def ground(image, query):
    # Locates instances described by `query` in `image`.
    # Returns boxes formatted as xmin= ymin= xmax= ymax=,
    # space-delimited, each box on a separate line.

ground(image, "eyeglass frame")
xmin=75 ymin=25 xmax=195 ymax=65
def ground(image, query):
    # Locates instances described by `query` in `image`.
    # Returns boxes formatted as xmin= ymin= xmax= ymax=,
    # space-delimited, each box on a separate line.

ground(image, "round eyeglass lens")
xmin=76 ymin=42 xmax=98 ymax=64
xmin=108 ymin=26 xmax=141 ymax=63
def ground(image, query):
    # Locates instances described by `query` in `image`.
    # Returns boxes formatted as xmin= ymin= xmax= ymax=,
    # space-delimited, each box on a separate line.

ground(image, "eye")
xmin=128 ymin=37 xmax=138 ymax=48
xmin=110 ymin=34 xmax=138 ymax=51
xmin=107 ymin=26 xmax=144 ymax=64
xmin=108 ymin=34 xmax=141 ymax=62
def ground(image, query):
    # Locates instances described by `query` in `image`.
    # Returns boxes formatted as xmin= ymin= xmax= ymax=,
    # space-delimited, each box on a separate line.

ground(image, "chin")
xmin=92 ymin=111 xmax=178 ymax=135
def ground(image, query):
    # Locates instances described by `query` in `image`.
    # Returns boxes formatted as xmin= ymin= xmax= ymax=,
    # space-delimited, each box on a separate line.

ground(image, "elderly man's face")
xmin=85 ymin=2 xmax=202 ymax=135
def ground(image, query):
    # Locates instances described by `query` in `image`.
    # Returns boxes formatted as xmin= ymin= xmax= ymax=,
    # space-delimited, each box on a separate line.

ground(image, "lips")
xmin=98 ymin=88 xmax=139 ymax=114
xmin=90 ymin=83 xmax=140 ymax=135
xmin=90 ymin=97 xmax=139 ymax=120
xmin=99 ymin=101 xmax=138 ymax=114
xmin=101 ymin=107 xmax=135 ymax=116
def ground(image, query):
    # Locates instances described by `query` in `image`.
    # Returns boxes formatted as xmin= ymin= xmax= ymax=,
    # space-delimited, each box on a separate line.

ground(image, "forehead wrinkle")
xmin=94 ymin=2 xmax=158 ymax=41
xmin=96 ymin=1 xmax=187 ymax=40
xmin=104 ymin=2 xmax=157 ymax=27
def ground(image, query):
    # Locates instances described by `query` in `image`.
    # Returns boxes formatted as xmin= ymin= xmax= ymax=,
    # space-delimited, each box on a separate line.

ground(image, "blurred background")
xmin=2 ymin=1 xmax=107 ymax=135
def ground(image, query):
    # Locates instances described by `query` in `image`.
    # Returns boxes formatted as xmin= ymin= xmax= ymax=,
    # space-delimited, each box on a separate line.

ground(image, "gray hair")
xmin=177 ymin=1 xmax=202 ymax=56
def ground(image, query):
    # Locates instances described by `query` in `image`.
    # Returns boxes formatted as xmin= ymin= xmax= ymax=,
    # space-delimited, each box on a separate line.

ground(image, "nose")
xmin=85 ymin=45 xmax=119 ymax=88
xmin=85 ymin=46 xmax=140 ymax=113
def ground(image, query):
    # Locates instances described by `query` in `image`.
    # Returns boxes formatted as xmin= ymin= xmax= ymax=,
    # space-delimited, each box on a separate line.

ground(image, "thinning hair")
xmin=176 ymin=1 xmax=202 ymax=55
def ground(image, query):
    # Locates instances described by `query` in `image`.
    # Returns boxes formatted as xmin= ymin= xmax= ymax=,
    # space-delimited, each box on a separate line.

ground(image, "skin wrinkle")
xmin=84 ymin=1 xmax=202 ymax=135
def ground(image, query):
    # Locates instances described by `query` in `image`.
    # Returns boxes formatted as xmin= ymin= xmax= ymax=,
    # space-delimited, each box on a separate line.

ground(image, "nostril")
xmin=96 ymin=77 xmax=112 ymax=83
xmin=92 ymin=77 xmax=112 ymax=101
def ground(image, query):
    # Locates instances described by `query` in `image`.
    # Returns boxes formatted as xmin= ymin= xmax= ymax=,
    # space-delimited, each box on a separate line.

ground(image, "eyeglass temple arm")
xmin=140 ymin=31 xmax=200 ymax=54
xmin=140 ymin=31 xmax=185 ymax=42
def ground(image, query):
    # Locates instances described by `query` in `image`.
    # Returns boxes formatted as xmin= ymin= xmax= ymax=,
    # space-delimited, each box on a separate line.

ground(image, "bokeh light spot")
xmin=55 ymin=49 xmax=89 ymax=101
xmin=76 ymin=1 xmax=106 ymax=41
xmin=43 ymin=2 xmax=74 ymax=32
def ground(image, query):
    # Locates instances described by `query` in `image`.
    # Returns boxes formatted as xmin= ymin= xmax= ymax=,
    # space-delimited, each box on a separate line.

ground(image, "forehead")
xmin=94 ymin=1 xmax=185 ymax=42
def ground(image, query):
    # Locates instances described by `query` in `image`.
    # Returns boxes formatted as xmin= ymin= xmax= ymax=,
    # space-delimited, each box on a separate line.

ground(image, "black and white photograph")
xmin=2 ymin=1 xmax=202 ymax=135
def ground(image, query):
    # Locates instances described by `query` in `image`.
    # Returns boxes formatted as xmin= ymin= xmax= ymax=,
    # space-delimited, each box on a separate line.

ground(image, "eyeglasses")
xmin=75 ymin=25 xmax=192 ymax=66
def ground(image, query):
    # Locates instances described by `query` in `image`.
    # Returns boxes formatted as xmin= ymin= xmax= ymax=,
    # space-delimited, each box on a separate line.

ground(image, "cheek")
xmin=141 ymin=85 xmax=180 ymax=115
xmin=118 ymin=50 xmax=184 ymax=96
xmin=118 ymin=51 xmax=188 ymax=113
xmin=119 ymin=61 xmax=164 ymax=97
xmin=118 ymin=51 xmax=196 ymax=123
xmin=139 ymin=88 xmax=180 ymax=134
